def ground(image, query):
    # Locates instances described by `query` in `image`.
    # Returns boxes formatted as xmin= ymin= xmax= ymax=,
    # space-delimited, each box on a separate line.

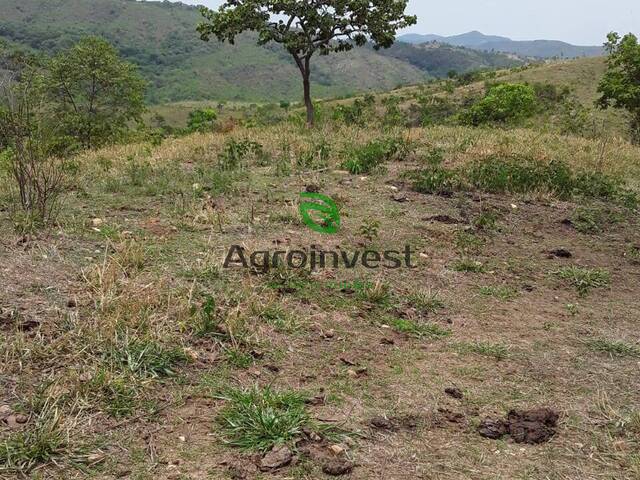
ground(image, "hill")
xmin=0 ymin=0 xmax=523 ymax=104
xmin=399 ymin=31 xmax=604 ymax=59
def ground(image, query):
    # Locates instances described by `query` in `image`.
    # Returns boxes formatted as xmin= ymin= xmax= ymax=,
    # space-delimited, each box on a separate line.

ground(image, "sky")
xmin=177 ymin=0 xmax=638 ymax=46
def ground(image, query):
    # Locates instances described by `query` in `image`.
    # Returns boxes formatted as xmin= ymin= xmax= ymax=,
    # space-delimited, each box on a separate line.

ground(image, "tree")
xmin=597 ymin=32 xmax=640 ymax=144
xmin=197 ymin=1 xmax=416 ymax=126
xmin=46 ymin=37 xmax=146 ymax=149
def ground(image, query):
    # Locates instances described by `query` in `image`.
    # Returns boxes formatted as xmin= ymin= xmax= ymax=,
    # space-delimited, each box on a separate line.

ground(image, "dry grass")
xmin=1 ymin=110 xmax=639 ymax=478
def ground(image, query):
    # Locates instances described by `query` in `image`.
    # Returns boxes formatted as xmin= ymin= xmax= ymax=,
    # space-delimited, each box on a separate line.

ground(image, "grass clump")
xmin=391 ymin=318 xmax=451 ymax=339
xmin=452 ymin=258 xmax=486 ymax=273
xmin=455 ymin=341 xmax=510 ymax=360
xmin=408 ymin=289 xmax=445 ymax=314
xmin=112 ymin=337 xmax=188 ymax=378
xmin=0 ymin=401 xmax=68 ymax=473
xmin=569 ymin=206 xmax=622 ymax=234
xmin=215 ymin=386 xmax=312 ymax=452
xmin=554 ymin=266 xmax=610 ymax=296
xmin=479 ymin=285 xmax=519 ymax=300
xmin=587 ymin=339 xmax=640 ymax=358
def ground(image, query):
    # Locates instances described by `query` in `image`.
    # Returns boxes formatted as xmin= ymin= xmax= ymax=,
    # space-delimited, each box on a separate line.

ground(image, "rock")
xmin=478 ymin=418 xmax=508 ymax=440
xmin=259 ymin=445 xmax=293 ymax=471
xmin=370 ymin=416 xmax=393 ymax=430
xmin=445 ymin=387 xmax=463 ymax=399
xmin=322 ymin=459 xmax=354 ymax=476
xmin=328 ymin=444 xmax=345 ymax=455
xmin=549 ymin=248 xmax=572 ymax=258
xmin=425 ymin=215 xmax=461 ymax=224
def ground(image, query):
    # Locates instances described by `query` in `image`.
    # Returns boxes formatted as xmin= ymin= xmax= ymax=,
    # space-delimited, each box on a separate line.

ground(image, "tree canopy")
xmin=597 ymin=32 xmax=640 ymax=143
xmin=197 ymin=0 xmax=416 ymax=125
xmin=46 ymin=37 xmax=146 ymax=149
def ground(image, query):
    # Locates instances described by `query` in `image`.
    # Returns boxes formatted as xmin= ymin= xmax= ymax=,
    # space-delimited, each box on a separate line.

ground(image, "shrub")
xmin=463 ymin=83 xmax=536 ymax=125
xmin=186 ymin=108 xmax=217 ymax=133
xmin=342 ymin=137 xmax=410 ymax=174
xmin=217 ymin=139 xmax=266 ymax=171
xmin=0 ymin=73 xmax=74 ymax=228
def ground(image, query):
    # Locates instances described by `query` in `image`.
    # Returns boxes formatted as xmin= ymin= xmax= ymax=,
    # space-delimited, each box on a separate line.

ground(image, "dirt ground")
xmin=1 ymin=125 xmax=640 ymax=480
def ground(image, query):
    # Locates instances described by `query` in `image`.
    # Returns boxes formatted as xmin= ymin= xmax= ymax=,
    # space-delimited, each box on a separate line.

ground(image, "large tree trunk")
xmin=294 ymin=54 xmax=314 ymax=127
xmin=303 ymin=70 xmax=313 ymax=127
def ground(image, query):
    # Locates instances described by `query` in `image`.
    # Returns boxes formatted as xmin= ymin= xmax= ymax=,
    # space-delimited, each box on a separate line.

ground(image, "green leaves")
xmin=46 ymin=36 xmax=147 ymax=149
xmin=597 ymin=32 xmax=640 ymax=143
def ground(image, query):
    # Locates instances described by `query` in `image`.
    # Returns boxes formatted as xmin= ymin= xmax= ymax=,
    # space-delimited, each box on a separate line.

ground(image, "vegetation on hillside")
xmin=0 ymin=0 xmax=524 ymax=103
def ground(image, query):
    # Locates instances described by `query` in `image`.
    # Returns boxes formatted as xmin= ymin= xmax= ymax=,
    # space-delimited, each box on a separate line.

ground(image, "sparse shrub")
xmin=463 ymin=83 xmax=536 ymax=125
xmin=218 ymin=139 xmax=265 ymax=171
xmin=297 ymin=139 xmax=330 ymax=170
xmin=554 ymin=266 xmax=610 ymax=296
xmin=382 ymin=96 xmax=407 ymax=128
xmin=0 ymin=73 xmax=75 ymax=229
xmin=332 ymin=97 xmax=374 ymax=126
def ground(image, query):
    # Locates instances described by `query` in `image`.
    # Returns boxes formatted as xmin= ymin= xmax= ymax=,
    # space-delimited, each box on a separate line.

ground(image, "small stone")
xmin=322 ymin=459 xmax=354 ymax=476
xmin=328 ymin=444 xmax=345 ymax=455
xmin=259 ymin=446 xmax=293 ymax=471
xmin=445 ymin=387 xmax=464 ymax=399
xmin=91 ymin=218 xmax=103 ymax=227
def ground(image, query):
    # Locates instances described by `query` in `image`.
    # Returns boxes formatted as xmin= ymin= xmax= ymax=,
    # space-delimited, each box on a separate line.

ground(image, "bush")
xmin=463 ymin=83 xmax=536 ymax=125
xmin=341 ymin=137 xmax=412 ymax=174
xmin=0 ymin=73 xmax=74 ymax=229
xmin=407 ymin=154 xmax=637 ymax=206
xmin=186 ymin=108 xmax=217 ymax=133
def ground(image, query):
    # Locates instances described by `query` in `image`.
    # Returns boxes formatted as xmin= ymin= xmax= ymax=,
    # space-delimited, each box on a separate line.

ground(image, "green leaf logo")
xmin=299 ymin=192 xmax=341 ymax=234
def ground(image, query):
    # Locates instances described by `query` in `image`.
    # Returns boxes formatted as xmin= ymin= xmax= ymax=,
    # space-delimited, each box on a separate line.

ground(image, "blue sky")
xmin=177 ymin=0 xmax=638 ymax=45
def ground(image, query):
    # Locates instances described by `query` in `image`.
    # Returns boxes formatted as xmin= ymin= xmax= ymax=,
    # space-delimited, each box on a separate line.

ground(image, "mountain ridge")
xmin=398 ymin=31 xmax=604 ymax=58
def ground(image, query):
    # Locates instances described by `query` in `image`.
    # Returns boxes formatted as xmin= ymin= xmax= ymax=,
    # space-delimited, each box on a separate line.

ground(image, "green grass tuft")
xmin=554 ymin=266 xmax=610 ymax=296
xmin=215 ymin=386 xmax=311 ymax=452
